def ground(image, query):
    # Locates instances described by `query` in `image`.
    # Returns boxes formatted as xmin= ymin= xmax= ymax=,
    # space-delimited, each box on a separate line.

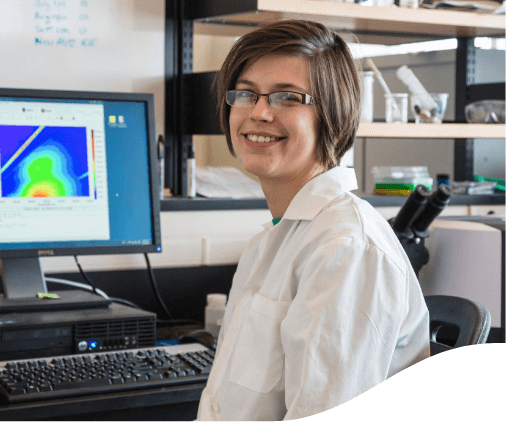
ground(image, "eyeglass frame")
xmin=226 ymin=90 xmax=316 ymax=109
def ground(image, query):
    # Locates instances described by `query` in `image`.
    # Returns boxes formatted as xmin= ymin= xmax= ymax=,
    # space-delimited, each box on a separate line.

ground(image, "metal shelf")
xmin=166 ymin=0 xmax=505 ymax=196
xmin=357 ymin=123 xmax=505 ymax=139
xmin=190 ymin=0 xmax=505 ymax=43
xmin=161 ymin=194 xmax=505 ymax=211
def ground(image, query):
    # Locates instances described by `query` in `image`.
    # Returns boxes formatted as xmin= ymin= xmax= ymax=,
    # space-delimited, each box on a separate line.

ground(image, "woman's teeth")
xmin=246 ymin=134 xmax=282 ymax=143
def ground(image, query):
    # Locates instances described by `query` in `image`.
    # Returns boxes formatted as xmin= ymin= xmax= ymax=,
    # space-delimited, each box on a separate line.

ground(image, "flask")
xmin=396 ymin=65 xmax=438 ymax=111
xmin=205 ymin=293 xmax=227 ymax=337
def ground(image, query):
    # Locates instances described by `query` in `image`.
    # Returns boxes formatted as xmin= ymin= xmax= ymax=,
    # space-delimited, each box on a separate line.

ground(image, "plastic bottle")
xmin=205 ymin=293 xmax=227 ymax=337
xmin=399 ymin=0 xmax=418 ymax=8
xmin=360 ymin=71 xmax=374 ymax=122
xmin=396 ymin=65 xmax=438 ymax=111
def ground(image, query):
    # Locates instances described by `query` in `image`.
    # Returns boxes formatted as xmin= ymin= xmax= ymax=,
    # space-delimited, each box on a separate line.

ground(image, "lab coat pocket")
xmin=229 ymin=294 xmax=290 ymax=393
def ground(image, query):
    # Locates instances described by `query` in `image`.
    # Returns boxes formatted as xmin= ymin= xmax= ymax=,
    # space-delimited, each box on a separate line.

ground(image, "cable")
xmin=109 ymin=297 xmax=143 ymax=310
xmin=74 ymin=256 xmax=99 ymax=296
xmin=144 ymin=253 xmax=174 ymax=321
xmin=176 ymin=329 xmax=217 ymax=351
xmin=45 ymin=277 xmax=110 ymax=300
xmin=46 ymin=277 xmax=142 ymax=310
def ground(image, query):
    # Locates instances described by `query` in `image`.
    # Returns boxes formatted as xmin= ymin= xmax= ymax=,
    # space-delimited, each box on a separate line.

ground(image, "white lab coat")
xmin=196 ymin=166 xmax=430 ymax=421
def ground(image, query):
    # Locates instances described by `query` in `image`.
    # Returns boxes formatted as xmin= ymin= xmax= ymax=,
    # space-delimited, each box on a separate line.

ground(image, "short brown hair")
xmin=215 ymin=19 xmax=361 ymax=169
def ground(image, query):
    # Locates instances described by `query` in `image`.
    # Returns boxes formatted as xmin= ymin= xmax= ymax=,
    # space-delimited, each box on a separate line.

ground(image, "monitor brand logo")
xmin=38 ymin=250 xmax=55 ymax=256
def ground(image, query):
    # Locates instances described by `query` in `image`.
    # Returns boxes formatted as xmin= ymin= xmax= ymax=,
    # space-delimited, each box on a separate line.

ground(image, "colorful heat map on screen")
xmin=0 ymin=125 xmax=91 ymax=198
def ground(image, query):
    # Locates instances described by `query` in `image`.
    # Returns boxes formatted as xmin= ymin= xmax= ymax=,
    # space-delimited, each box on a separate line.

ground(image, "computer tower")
xmin=0 ymin=303 xmax=157 ymax=361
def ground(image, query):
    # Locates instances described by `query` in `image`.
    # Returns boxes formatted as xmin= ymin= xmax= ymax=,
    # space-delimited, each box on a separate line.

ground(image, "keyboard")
xmin=0 ymin=343 xmax=214 ymax=404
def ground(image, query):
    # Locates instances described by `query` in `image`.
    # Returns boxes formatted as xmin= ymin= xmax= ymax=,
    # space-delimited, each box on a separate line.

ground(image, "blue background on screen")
xmin=0 ymin=98 xmax=153 ymax=250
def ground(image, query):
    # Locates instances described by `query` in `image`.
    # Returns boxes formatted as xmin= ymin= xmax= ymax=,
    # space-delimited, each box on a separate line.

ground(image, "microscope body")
xmin=390 ymin=184 xmax=452 ymax=277
xmin=392 ymin=228 xmax=430 ymax=277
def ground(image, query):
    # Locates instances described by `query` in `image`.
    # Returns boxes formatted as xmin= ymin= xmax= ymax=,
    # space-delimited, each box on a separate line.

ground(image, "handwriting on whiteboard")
xmin=34 ymin=0 xmax=96 ymax=47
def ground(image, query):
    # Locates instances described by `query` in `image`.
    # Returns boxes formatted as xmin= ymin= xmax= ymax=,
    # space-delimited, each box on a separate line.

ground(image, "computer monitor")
xmin=0 ymin=88 xmax=162 ymax=313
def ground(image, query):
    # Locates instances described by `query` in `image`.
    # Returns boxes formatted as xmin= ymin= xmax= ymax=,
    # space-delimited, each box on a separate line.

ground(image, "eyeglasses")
xmin=226 ymin=90 xmax=315 ymax=109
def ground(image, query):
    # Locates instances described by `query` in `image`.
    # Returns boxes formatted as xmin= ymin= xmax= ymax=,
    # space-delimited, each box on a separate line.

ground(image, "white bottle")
xmin=396 ymin=65 xmax=438 ymax=111
xmin=399 ymin=0 xmax=419 ymax=9
xmin=360 ymin=71 xmax=375 ymax=122
xmin=205 ymin=293 xmax=227 ymax=337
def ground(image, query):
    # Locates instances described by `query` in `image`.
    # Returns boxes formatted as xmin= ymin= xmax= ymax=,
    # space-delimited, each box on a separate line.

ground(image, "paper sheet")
xmin=195 ymin=167 xmax=265 ymax=199
xmin=422 ymin=0 xmax=504 ymax=13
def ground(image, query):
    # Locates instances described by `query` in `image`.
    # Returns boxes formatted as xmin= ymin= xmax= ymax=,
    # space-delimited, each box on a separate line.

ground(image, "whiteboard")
xmin=0 ymin=0 xmax=166 ymax=136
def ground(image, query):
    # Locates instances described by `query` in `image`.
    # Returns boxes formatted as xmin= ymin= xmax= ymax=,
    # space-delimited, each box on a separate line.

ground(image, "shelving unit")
xmin=357 ymin=123 xmax=505 ymax=139
xmin=164 ymin=0 xmax=505 ymax=203
xmin=190 ymin=1 xmax=504 ymax=40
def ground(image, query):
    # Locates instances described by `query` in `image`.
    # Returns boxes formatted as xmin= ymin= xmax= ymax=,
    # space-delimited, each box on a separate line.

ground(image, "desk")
xmin=0 ymin=383 xmax=204 ymax=420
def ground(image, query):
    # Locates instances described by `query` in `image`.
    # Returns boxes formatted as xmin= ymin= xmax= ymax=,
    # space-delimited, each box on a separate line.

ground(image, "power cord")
xmin=74 ymin=256 xmax=99 ymax=296
xmin=45 ymin=277 xmax=141 ymax=310
xmin=45 ymin=277 xmax=110 ymax=300
xmin=177 ymin=329 xmax=217 ymax=351
xmin=144 ymin=253 xmax=174 ymax=321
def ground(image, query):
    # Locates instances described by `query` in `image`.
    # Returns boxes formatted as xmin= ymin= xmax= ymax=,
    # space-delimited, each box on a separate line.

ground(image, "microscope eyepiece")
xmin=412 ymin=184 xmax=452 ymax=233
xmin=392 ymin=185 xmax=430 ymax=234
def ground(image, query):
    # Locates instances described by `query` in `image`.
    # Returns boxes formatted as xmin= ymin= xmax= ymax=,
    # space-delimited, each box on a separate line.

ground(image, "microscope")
xmin=389 ymin=184 xmax=452 ymax=276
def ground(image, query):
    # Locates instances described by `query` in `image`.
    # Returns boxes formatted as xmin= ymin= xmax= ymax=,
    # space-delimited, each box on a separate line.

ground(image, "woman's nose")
xmin=249 ymin=96 xmax=274 ymax=122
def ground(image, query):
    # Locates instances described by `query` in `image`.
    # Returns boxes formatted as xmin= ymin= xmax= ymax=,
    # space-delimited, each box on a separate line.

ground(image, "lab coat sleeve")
xmin=280 ymin=237 xmax=409 ymax=420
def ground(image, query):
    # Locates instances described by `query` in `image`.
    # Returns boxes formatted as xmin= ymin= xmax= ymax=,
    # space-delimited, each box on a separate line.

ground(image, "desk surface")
xmin=0 ymin=382 xmax=205 ymax=421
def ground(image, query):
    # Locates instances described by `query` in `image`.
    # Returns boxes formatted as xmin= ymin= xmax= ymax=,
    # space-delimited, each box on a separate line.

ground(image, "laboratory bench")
xmin=160 ymin=193 xmax=505 ymax=212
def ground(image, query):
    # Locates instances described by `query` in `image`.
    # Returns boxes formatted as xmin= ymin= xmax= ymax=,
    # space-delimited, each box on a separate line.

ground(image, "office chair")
xmin=425 ymin=295 xmax=491 ymax=356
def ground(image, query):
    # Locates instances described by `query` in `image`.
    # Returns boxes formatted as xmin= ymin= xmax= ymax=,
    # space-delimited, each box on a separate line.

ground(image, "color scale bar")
xmin=91 ymin=130 xmax=97 ymax=199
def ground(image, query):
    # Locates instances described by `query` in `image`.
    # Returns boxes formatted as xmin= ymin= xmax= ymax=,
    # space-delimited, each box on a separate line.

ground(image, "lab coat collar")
xmin=262 ymin=166 xmax=358 ymax=228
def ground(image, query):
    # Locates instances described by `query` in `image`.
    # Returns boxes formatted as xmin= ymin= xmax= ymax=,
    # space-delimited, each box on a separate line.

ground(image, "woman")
xmin=197 ymin=19 xmax=430 ymax=421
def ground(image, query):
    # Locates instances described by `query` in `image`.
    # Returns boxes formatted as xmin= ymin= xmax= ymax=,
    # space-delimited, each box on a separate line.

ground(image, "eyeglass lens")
xmin=226 ymin=91 xmax=306 ymax=109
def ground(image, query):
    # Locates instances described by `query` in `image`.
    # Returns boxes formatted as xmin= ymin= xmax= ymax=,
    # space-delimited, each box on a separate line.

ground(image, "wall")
xmin=0 ymin=0 xmax=166 ymax=136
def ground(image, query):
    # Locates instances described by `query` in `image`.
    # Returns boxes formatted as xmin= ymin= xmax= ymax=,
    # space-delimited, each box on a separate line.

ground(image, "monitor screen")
xmin=0 ymin=88 xmax=162 ymax=312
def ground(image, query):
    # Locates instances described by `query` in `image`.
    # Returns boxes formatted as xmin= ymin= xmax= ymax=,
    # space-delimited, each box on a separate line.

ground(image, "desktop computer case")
xmin=0 ymin=303 xmax=156 ymax=361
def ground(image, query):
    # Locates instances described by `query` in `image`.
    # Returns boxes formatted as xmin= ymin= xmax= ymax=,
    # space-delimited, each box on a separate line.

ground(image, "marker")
xmin=187 ymin=144 xmax=196 ymax=198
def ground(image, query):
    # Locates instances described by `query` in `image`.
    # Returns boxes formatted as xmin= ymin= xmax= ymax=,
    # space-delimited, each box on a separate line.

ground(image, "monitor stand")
xmin=0 ymin=257 xmax=110 ymax=313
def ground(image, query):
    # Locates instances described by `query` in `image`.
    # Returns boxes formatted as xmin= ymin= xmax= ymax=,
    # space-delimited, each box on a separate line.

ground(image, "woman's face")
xmin=229 ymin=54 xmax=323 ymax=183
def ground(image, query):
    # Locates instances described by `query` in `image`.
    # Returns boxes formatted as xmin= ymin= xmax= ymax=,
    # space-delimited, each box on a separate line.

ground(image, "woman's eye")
xmin=280 ymin=93 xmax=300 ymax=102
xmin=238 ymin=91 xmax=254 ymax=98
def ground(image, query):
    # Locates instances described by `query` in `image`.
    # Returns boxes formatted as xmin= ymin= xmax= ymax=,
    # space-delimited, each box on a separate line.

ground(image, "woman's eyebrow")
xmin=236 ymin=79 xmax=308 ymax=93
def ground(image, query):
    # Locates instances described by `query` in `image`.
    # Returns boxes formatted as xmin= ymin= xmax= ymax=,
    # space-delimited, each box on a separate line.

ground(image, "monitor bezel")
xmin=0 ymin=87 xmax=162 ymax=259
